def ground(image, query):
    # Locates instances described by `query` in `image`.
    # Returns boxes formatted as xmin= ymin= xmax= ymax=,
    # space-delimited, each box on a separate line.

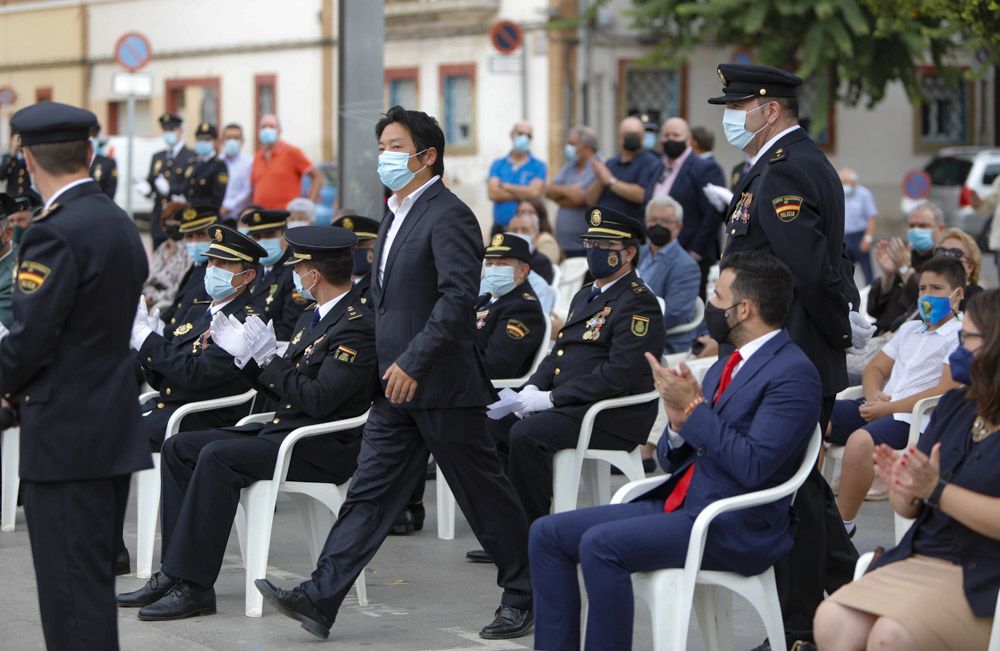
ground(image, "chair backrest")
xmin=492 ymin=316 xmax=553 ymax=389
xmin=665 ymin=297 xmax=706 ymax=336
xmin=655 ymin=295 xmax=666 ymax=315
xmin=548 ymin=263 xmax=561 ymax=290
xmin=837 ymin=385 xmax=864 ymax=401
xmin=684 ymin=355 xmax=718 ymax=383
xmin=555 ymin=257 xmax=589 ymax=317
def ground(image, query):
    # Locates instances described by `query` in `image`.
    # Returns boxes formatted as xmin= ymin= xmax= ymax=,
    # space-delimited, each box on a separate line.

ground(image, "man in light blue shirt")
xmin=487 ymin=121 xmax=547 ymax=235
xmin=840 ymin=167 xmax=877 ymax=285
xmin=637 ymin=196 xmax=701 ymax=353
xmin=547 ymin=126 xmax=598 ymax=257
xmin=220 ymin=123 xmax=253 ymax=220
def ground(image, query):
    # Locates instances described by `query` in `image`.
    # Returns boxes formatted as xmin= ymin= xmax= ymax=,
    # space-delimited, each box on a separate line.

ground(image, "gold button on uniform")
xmin=556 ymin=349 xmax=564 ymax=357
xmin=554 ymin=368 xmax=561 ymax=375
xmin=157 ymin=402 xmax=165 ymax=409
xmin=272 ymin=418 xmax=280 ymax=424
xmin=285 ymin=404 xmax=292 ymax=409
xmin=24 ymin=395 xmax=30 ymax=402
xmin=558 ymin=332 xmax=564 ymax=339
xmin=164 ymin=387 xmax=172 ymax=396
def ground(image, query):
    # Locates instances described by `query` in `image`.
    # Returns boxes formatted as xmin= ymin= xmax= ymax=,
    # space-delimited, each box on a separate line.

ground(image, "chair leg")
xmin=694 ymin=585 xmax=733 ymax=651
xmin=551 ymin=451 xmax=581 ymax=513
xmin=738 ymin=570 xmax=786 ymax=651
xmin=1 ymin=428 xmax=19 ymax=532
xmin=234 ymin=502 xmax=247 ymax=566
xmin=135 ymin=453 xmax=162 ymax=579
xmin=583 ymin=459 xmax=611 ymax=507
xmin=623 ymin=448 xmax=645 ymax=483
xmin=243 ymin=482 xmax=276 ymax=617
xmin=436 ymin=466 xmax=455 ymax=540
xmin=647 ymin=572 xmax=691 ymax=651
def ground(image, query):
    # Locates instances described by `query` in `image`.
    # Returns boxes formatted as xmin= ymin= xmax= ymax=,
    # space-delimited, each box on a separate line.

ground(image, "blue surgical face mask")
xmin=258 ymin=238 xmax=284 ymax=266
xmin=564 ymin=143 xmax=577 ymax=164
xmin=223 ymin=139 xmax=241 ymax=157
xmin=194 ymin=140 xmax=215 ymax=158
xmin=843 ymin=184 xmax=855 ymax=196
xmin=204 ymin=265 xmax=248 ymax=301
xmin=259 ymin=127 xmax=278 ymax=146
xmin=377 ymin=149 xmax=427 ymax=192
xmin=722 ymin=104 xmax=767 ymax=150
xmin=917 ymin=291 xmax=957 ymax=326
xmin=483 ymin=265 xmax=518 ymax=297
xmin=949 ymin=345 xmax=974 ymax=385
xmin=586 ymin=246 xmax=626 ymax=279
xmin=512 ymin=134 xmax=531 ymax=153
xmin=907 ymin=227 xmax=934 ymax=252
xmin=642 ymin=132 xmax=657 ymax=150
xmin=185 ymin=241 xmax=210 ymax=264
xmin=293 ymin=268 xmax=317 ymax=301
xmin=352 ymin=247 xmax=373 ymax=276
xmin=163 ymin=131 xmax=179 ymax=147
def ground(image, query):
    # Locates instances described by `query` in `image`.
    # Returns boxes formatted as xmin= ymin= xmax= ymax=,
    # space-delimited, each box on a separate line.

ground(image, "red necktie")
xmin=664 ymin=350 xmax=743 ymax=513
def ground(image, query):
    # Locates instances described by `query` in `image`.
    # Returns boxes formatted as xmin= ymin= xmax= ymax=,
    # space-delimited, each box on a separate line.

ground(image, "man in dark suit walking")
xmin=0 ymin=101 xmax=150 ymax=650
xmin=709 ymin=63 xmax=859 ymax=648
xmin=256 ymin=106 xmax=533 ymax=641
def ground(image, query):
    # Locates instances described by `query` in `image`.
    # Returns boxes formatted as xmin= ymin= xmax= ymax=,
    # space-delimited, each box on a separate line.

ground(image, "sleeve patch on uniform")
xmin=16 ymin=260 xmax=51 ymax=295
xmin=218 ymin=173 xmax=229 ymax=184
xmin=506 ymin=319 xmax=529 ymax=339
xmin=772 ymin=195 xmax=803 ymax=222
xmin=334 ymin=345 xmax=357 ymax=363
xmin=631 ymin=315 xmax=650 ymax=337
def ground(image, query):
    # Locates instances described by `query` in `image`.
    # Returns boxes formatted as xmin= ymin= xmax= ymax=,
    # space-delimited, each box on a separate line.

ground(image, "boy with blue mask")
xmin=240 ymin=208 xmax=308 ymax=340
xmin=159 ymin=205 xmax=220 ymax=331
xmin=139 ymin=112 xmax=196 ymax=250
xmin=332 ymin=213 xmax=379 ymax=307
xmin=829 ymin=256 xmax=966 ymax=537
xmin=182 ymin=122 xmax=228 ymax=210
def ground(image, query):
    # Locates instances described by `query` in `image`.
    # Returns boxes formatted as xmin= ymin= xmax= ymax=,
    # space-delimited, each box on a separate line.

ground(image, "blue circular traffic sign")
xmin=115 ymin=32 xmax=152 ymax=72
xmin=901 ymin=169 xmax=932 ymax=200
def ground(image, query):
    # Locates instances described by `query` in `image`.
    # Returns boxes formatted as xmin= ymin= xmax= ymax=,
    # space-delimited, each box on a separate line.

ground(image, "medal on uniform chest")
xmin=199 ymin=329 xmax=212 ymax=351
xmin=265 ymin=283 xmax=278 ymax=306
xmin=290 ymin=329 xmax=304 ymax=346
xmin=304 ymin=335 xmax=325 ymax=360
xmin=476 ymin=309 xmax=490 ymax=330
xmin=582 ymin=306 xmax=612 ymax=341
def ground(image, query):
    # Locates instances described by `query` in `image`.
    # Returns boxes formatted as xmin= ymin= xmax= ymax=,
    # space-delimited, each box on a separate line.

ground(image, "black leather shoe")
xmin=479 ymin=604 xmax=533 ymax=639
xmin=465 ymin=548 xmax=494 ymax=563
xmin=390 ymin=504 xmax=425 ymax=535
xmin=114 ymin=549 xmax=131 ymax=576
xmin=117 ymin=571 xmax=179 ymax=608
xmin=255 ymin=578 xmax=333 ymax=640
xmin=137 ymin=581 xmax=216 ymax=621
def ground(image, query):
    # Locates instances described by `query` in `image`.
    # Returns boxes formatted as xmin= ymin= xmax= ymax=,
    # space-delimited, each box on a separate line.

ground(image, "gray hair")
xmin=286 ymin=197 xmax=317 ymax=223
xmin=645 ymin=195 xmax=684 ymax=223
xmin=511 ymin=211 xmax=540 ymax=234
xmin=570 ymin=126 xmax=599 ymax=152
xmin=910 ymin=200 xmax=943 ymax=225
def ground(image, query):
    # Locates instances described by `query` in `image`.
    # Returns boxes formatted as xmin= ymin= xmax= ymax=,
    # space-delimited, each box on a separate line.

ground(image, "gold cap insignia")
xmin=201 ymin=122 xmax=209 ymax=131
xmin=718 ymin=68 xmax=726 ymax=85
xmin=760 ymin=88 xmax=767 ymax=95
xmin=491 ymin=234 xmax=504 ymax=247
xmin=343 ymin=217 xmax=354 ymax=230
xmin=183 ymin=207 xmax=197 ymax=220
xmin=590 ymin=209 xmax=602 ymax=226
xmin=253 ymin=213 xmax=261 ymax=223
xmin=214 ymin=228 xmax=223 ymax=242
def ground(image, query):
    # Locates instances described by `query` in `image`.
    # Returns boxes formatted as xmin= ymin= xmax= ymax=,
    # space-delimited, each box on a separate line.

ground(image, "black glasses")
xmin=959 ymin=330 xmax=984 ymax=345
xmin=933 ymin=247 xmax=965 ymax=260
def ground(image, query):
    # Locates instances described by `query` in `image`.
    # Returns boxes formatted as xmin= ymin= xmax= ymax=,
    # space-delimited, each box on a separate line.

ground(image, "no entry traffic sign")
xmin=490 ymin=20 xmax=524 ymax=55
xmin=115 ymin=32 xmax=153 ymax=72
xmin=901 ymin=169 xmax=932 ymax=200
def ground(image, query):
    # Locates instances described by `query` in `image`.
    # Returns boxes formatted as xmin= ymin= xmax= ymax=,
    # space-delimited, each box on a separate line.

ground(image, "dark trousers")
xmin=530 ymin=500 xmax=728 ymax=651
xmin=772 ymin=395 xmax=858 ymax=644
xmin=23 ymin=475 xmax=130 ymax=651
xmin=301 ymin=396 xmax=532 ymax=619
xmin=160 ymin=429 xmax=338 ymax=587
xmin=844 ymin=231 xmax=873 ymax=286
xmin=489 ymin=409 xmax=636 ymax=524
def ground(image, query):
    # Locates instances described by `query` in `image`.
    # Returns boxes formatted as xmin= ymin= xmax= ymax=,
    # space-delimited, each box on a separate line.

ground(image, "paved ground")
xmin=0 ymin=473 xmax=900 ymax=651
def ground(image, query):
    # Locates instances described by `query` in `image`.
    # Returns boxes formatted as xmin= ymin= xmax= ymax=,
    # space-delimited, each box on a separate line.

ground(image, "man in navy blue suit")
xmin=528 ymin=251 xmax=821 ymax=651
xmin=650 ymin=117 xmax=726 ymax=298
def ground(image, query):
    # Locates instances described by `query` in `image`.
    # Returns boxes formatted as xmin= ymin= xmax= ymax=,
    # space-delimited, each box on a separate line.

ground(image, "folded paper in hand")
xmin=487 ymin=388 xmax=526 ymax=420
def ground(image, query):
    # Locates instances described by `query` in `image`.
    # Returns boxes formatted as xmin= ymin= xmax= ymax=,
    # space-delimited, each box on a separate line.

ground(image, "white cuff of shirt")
xmin=665 ymin=423 xmax=686 ymax=450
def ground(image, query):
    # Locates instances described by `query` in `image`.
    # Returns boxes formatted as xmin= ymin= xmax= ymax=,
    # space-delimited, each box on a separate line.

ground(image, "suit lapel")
xmin=714 ymin=331 xmax=787 ymax=411
xmin=378 ymin=180 xmax=442 ymax=302
xmin=372 ymin=206 xmax=393 ymax=296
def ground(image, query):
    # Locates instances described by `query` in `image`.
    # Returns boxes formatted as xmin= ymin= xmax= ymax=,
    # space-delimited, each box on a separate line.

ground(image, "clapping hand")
xmin=847 ymin=306 xmax=874 ymax=355
xmin=130 ymin=298 xmax=153 ymax=350
xmin=645 ymin=352 xmax=703 ymax=429
xmin=874 ymin=443 xmax=941 ymax=503
xmin=244 ymin=315 xmax=278 ymax=365
xmin=590 ymin=157 xmax=612 ymax=184
xmin=703 ymin=183 xmax=733 ymax=212
xmin=211 ymin=312 xmax=250 ymax=364
xmin=153 ymin=175 xmax=170 ymax=196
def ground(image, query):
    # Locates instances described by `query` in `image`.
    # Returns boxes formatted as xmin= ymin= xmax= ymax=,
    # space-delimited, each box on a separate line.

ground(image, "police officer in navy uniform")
xmin=161 ymin=205 xmax=218 ymax=330
xmin=118 ymin=226 xmax=377 ymax=620
xmin=333 ymin=213 xmax=379 ymax=305
xmin=481 ymin=207 xmax=664 ymax=537
xmin=0 ymin=132 xmax=30 ymax=197
xmin=89 ymin=122 xmax=118 ymax=199
xmin=708 ymin=63 xmax=859 ymax=648
xmin=184 ymin=122 xmax=228 ymax=209
xmin=242 ymin=208 xmax=308 ymax=339
xmin=1 ymin=101 xmax=149 ymax=650
xmin=144 ymin=112 xmax=196 ymax=249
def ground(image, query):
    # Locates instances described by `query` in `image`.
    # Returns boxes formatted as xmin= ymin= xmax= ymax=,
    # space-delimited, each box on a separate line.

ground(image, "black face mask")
xmin=662 ymin=139 xmax=686 ymax=159
xmin=622 ymin=134 xmax=642 ymax=152
xmin=647 ymin=225 xmax=672 ymax=247
xmin=704 ymin=300 xmax=742 ymax=345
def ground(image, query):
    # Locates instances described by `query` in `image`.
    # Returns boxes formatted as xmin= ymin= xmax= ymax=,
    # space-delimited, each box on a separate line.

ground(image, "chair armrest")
xmin=611 ymin=475 xmax=672 ymax=504
xmin=270 ymin=408 xmax=372 ymax=485
xmin=138 ymin=390 xmax=159 ymax=404
xmin=165 ymin=388 xmax=257 ymax=439
xmin=492 ymin=378 xmax=528 ymax=389
xmin=576 ymin=391 xmax=660 ymax=455
xmin=854 ymin=551 xmax=875 ymax=581
xmin=235 ymin=412 xmax=276 ymax=427
xmin=837 ymin=385 xmax=864 ymax=401
xmin=666 ymin=298 xmax=705 ymax=336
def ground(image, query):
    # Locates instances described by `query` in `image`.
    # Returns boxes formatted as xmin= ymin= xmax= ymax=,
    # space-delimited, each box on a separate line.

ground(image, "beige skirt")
xmin=829 ymin=555 xmax=993 ymax=650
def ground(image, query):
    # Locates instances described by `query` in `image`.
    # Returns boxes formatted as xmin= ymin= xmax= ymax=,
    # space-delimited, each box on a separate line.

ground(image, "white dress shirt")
xmin=222 ymin=151 xmax=254 ymax=215
xmin=44 ymin=177 xmax=95 ymax=211
xmin=314 ymin=288 xmax=350 ymax=321
xmin=379 ymin=174 xmax=440 ymax=284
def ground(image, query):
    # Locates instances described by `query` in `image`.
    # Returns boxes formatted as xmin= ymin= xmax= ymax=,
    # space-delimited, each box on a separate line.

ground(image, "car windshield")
xmin=926 ymin=157 xmax=972 ymax=186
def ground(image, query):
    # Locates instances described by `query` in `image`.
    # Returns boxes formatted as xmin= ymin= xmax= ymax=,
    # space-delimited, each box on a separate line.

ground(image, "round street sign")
xmin=0 ymin=86 xmax=16 ymax=107
xmin=115 ymin=32 xmax=153 ymax=72
xmin=901 ymin=169 xmax=932 ymax=200
xmin=490 ymin=20 xmax=523 ymax=55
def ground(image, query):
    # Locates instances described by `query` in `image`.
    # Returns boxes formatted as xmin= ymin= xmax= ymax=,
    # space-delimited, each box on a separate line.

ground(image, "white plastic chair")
xmin=853 ymin=552 xmax=999 ymax=650
xmin=134 ymin=388 xmax=257 ymax=578
xmin=554 ymin=257 xmax=589 ymax=318
xmin=857 ymin=285 xmax=872 ymax=322
xmin=684 ymin=356 xmax=718 ymax=384
xmin=548 ymin=263 xmax=561 ymax=290
xmin=234 ymin=409 xmax=370 ymax=617
xmin=666 ymin=297 xmax=706 ymax=337
xmin=1 ymin=426 xmax=19 ymax=532
xmin=612 ymin=426 xmax=822 ymax=651
xmin=436 ymin=318 xmax=552 ymax=540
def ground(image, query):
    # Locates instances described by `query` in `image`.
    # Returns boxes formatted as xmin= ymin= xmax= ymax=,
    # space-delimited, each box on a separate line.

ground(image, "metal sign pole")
xmin=126 ymin=92 xmax=136 ymax=217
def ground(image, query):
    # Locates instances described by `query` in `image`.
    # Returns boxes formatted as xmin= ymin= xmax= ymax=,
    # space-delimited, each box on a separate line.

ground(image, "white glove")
xmin=134 ymin=179 xmax=152 ymax=197
xmin=169 ymin=194 xmax=187 ymax=203
xmin=154 ymin=175 xmax=169 ymax=196
xmin=148 ymin=307 xmax=165 ymax=336
xmin=703 ymin=183 xmax=733 ymax=212
xmin=211 ymin=312 xmax=252 ymax=367
xmin=0 ymin=321 xmax=9 ymax=344
xmin=244 ymin=315 xmax=278 ymax=366
xmin=514 ymin=385 xmax=553 ymax=418
xmin=131 ymin=299 xmax=153 ymax=350
xmin=847 ymin=305 xmax=874 ymax=356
